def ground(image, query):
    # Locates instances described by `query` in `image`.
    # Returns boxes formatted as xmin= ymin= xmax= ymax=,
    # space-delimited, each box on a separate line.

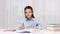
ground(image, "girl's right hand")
xmin=19 ymin=27 xmax=25 ymax=30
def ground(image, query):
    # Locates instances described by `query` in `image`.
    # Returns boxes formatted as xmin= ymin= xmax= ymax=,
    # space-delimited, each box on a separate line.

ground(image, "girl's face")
xmin=25 ymin=9 xmax=33 ymax=19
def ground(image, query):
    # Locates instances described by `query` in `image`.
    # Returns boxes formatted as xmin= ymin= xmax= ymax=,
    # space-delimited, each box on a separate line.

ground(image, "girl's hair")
xmin=24 ymin=6 xmax=35 ymax=18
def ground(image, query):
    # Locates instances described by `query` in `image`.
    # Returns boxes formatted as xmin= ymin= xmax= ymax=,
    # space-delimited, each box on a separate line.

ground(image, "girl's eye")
xmin=25 ymin=12 xmax=27 ymax=13
xmin=29 ymin=12 xmax=32 ymax=13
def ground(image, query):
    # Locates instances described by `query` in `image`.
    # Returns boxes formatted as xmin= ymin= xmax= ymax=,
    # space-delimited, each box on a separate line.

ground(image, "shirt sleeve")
xmin=37 ymin=23 xmax=45 ymax=30
xmin=34 ymin=19 xmax=45 ymax=30
xmin=15 ymin=21 xmax=24 ymax=30
xmin=19 ymin=21 xmax=24 ymax=27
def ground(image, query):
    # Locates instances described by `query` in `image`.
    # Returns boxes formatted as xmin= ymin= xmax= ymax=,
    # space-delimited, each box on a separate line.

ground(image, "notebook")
xmin=15 ymin=29 xmax=39 ymax=33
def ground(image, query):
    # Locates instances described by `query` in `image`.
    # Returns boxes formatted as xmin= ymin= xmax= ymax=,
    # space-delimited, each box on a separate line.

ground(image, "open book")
xmin=15 ymin=29 xmax=39 ymax=33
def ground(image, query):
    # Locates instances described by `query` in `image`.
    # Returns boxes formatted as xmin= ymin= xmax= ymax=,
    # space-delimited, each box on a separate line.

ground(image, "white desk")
xmin=0 ymin=29 xmax=60 ymax=34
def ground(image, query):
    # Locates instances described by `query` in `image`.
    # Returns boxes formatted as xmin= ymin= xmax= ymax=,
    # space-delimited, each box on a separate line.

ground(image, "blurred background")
xmin=0 ymin=0 xmax=60 ymax=29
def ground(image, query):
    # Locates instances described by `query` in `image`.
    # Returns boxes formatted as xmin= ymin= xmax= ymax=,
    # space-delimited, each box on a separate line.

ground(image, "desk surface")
xmin=0 ymin=29 xmax=60 ymax=34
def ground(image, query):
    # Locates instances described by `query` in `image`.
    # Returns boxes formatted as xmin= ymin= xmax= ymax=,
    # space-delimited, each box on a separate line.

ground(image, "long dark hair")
xmin=24 ymin=6 xmax=35 ymax=18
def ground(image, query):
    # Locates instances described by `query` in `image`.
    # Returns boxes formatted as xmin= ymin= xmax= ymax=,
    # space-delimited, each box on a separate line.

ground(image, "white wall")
xmin=0 ymin=0 xmax=8 ymax=29
xmin=0 ymin=0 xmax=60 ymax=29
xmin=43 ymin=0 xmax=60 ymax=24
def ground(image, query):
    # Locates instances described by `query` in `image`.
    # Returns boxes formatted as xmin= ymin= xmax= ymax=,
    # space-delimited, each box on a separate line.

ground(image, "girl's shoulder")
xmin=22 ymin=18 xmax=40 ymax=22
xmin=22 ymin=18 xmax=27 ymax=21
xmin=32 ymin=18 xmax=39 ymax=21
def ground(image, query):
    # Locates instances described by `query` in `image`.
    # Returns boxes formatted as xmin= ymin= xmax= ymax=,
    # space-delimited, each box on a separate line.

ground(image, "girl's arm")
xmin=19 ymin=21 xmax=25 ymax=30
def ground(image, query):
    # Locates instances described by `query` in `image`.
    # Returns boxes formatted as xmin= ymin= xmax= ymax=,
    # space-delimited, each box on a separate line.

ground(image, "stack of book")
xmin=46 ymin=24 xmax=60 ymax=32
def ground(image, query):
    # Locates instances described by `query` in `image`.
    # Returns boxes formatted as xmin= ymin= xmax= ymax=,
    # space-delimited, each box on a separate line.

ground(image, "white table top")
xmin=0 ymin=29 xmax=60 ymax=34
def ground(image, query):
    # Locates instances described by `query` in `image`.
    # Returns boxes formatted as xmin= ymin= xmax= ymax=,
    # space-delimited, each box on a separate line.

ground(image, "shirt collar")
xmin=25 ymin=18 xmax=35 ymax=21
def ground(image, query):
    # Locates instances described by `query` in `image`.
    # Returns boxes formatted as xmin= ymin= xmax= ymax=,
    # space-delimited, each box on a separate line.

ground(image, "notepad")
xmin=15 ymin=29 xmax=39 ymax=33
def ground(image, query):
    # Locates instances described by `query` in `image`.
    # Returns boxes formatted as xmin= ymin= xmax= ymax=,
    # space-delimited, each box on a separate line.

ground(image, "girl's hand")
xmin=19 ymin=27 xmax=25 ymax=30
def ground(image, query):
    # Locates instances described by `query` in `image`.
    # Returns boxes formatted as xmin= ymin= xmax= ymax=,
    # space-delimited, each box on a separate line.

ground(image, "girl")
xmin=19 ymin=6 xmax=44 ymax=30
